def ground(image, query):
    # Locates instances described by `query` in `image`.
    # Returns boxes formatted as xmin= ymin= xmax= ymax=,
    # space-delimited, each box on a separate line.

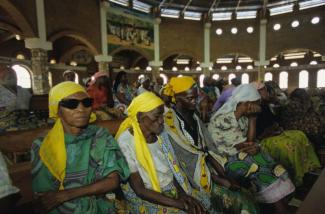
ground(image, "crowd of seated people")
xmin=1 ymin=66 xmax=325 ymax=213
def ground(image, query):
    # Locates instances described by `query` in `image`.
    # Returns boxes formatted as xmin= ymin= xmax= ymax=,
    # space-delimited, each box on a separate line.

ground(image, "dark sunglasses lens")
xmin=81 ymin=98 xmax=93 ymax=107
xmin=60 ymin=99 xmax=79 ymax=109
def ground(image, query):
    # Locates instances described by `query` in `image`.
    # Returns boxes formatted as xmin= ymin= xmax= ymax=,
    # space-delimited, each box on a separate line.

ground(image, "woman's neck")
xmin=61 ymin=120 xmax=83 ymax=136
xmin=175 ymin=105 xmax=194 ymax=121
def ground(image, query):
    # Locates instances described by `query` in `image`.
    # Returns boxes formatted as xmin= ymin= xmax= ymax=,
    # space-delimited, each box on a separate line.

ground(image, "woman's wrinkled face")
xmin=175 ymin=86 xmax=198 ymax=111
xmin=239 ymin=100 xmax=261 ymax=115
xmin=258 ymin=87 xmax=269 ymax=102
xmin=139 ymin=105 xmax=165 ymax=135
xmin=58 ymin=92 xmax=92 ymax=129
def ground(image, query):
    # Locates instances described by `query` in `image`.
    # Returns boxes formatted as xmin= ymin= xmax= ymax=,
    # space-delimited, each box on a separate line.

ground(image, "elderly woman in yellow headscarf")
xmin=116 ymin=91 xmax=212 ymax=214
xmin=163 ymin=76 xmax=258 ymax=214
xmin=31 ymin=81 xmax=130 ymax=213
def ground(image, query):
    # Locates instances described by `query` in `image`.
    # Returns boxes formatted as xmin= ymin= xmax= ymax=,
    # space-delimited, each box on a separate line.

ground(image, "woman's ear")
xmin=136 ymin=112 xmax=144 ymax=123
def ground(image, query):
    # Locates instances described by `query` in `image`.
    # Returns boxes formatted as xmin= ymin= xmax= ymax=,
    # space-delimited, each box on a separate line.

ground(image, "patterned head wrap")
xmin=215 ymin=84 xmax=261 ymax=116
xmin=163 ymin=76 xmax=196 ymax=101
xmin=116 ymin=92 xmax=164 ymax=192
xmin=40 ymin=81 xmax=96 ymax=189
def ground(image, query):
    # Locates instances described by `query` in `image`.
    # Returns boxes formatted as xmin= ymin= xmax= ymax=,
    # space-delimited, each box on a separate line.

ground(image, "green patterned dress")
xmin=31 ymin=125 xmax=130 ymax=214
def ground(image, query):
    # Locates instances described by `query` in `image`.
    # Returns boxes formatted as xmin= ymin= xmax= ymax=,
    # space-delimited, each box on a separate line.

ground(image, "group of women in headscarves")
xmin=30 ymin=75 xmax=321 ymax=213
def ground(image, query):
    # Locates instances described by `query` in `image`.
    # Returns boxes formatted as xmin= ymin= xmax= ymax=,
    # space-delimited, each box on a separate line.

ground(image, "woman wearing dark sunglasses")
xmin=31 ymin=81 xmax=130 ymax=213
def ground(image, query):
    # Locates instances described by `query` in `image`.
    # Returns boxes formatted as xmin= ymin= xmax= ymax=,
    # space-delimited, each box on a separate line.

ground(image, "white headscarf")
xmin=214 ymin=84 xmax=261 ymax=116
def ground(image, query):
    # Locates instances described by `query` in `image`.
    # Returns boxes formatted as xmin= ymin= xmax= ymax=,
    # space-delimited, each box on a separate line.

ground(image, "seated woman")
xmin=208 ymin=84 xmax=295 ymax=213
xmin=163 ymin=77 xmax=258 ymax=214
xmin=252 ymin=82 xmax=320 ymax=186
xmin=278 ymin=88 xmax=322 ymax=144
xmin=116 ymin=91 xmax=210 ymax=214
xmin=31 ymin=81 xmax=130 ymax=213
xmin=87 ymin=71 xmax=124 ymax=120
xmin=113 ymin=71 xmax=135 ymax=107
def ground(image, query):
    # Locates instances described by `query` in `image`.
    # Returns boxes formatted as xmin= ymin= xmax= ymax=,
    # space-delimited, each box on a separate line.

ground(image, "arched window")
xmin=212 ymin=74 xmax=220 ymax=80
xmin=228 ymin=73 xmax=236 ymax=84
xmin=317 ymin=69 xmax=325 ymax=88
xmin=138 ymin=74 xmax=145 ymax=80
xmin=264 ymin=72 xmax=273 ymax=81
xmin=241 ymin=73 xmax=249 ymax=84
xmin=74 ymin=73 xmax=79 ymax=84
xmin=299 ymin=70 xmax=309 ymax=88
xmin=11 ymin=64 xmax=32 ymax=88
xmin=279 ymin=71 xmax=288 ymax=89
xmin=159 ymin=73 xmax=168 ymax=84
xmin=48 ymin=71 xmax=53 ymax=88
xmin=199 ymin=74 xmax=205 ymax=87
xmin=177 ymin=74 xmax=183 ymax=77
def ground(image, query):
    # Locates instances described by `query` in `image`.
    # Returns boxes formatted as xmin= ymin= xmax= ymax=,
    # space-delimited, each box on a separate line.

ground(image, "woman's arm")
xmin=116 ymin=92 xmax=129 ymax=105
xmin=36 ymin=171 xmax=120 ymax=212
xmin=128 ymin=172 xmax=184 ymax=210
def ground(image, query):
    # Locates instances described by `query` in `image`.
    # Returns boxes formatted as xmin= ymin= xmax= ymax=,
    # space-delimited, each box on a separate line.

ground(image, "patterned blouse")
xmin=208 ymin=112 xmax=248 ymax=156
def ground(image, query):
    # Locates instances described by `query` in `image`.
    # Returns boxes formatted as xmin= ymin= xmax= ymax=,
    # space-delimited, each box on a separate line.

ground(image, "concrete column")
xmin=254 ymin=19 xmax=269 ymax=81
xmin=149 ymin=18 xmax=163 ymax=81
xmin=24 ymin=0 xmax=52 ymax=94
xmin=95 ymin=2 xmax=113 ymax=73
xmin=200 ymin=22 xmax=213 ymax=77
xmin=30 ymin=48 xmax=50 ymax=94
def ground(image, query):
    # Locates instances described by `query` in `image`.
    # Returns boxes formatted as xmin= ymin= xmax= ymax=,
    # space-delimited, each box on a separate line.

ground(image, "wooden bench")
xmin=297 ymin=169 xmax=325 ymax=214
xmin=0 ymin=119 xmax=123 ymax=206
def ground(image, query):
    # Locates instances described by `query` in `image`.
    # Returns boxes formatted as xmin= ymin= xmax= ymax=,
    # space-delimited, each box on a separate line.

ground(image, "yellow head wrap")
xmin=163 ymin=76 xmax=196 ymax=99
xmin=116 ymin=92 xmax=164 ymax=192
xmin=39 ymin=81 xmax=96 ymax=190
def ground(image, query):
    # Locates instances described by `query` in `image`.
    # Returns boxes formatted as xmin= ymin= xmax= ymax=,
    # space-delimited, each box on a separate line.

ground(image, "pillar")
xmin=200 ymin=22 xmax=213 ymax=77
xmin=254 ymin=19 xmax=269 ymax=81
xmin=24 ymin=0 xmax=52 ymax=94
xmin=95 ymin=1 xmax=113 ymax=73
xmin=149 ymin=18 xmax=163 ymax=81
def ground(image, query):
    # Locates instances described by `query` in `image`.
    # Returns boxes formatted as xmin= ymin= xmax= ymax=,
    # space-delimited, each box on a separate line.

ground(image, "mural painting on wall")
xmin=107 ymin=11 xmax=154 ymax=53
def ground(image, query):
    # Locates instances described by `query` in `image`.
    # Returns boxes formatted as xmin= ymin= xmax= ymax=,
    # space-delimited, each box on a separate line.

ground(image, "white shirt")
xmin=117 ymin=130 xmax=173 ymax=189
xmin=0 ymin=152 xmax=19 ymax=199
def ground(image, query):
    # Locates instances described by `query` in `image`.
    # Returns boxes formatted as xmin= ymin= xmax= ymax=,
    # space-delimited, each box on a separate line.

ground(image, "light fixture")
xmin=273 ymin=23 xmax=281 ymax=31
xmin=221 ymin=65 xmax=227 ymax=70
xmin=291 ymin=20 xmax=300 ymax=28
xmin=284 ymin=52 xmax=305 ymax=59
xmin=196 ymin=67 xmax=202 ymax=71
xmin=269 ymin=4 xmax=294 ymax=16
xmin=120 ymin=65 xmax=125 ymax=70
xmin=310 ymin=61 xmax=317 ymax=65
xmin=273 ymin=63 xmax=280 ymax=68
xmin=212 ymin=12 xmax=232 ymax=21
xmin=209 ymin=67 xmax=213 ymax=71
xmin=270 ymin=57 xmax=277 ymax=61
xmin=216 ymin=58 xmax=233 ymax=64
xmin=159 ymin=67 xmax=163 ymax=71
xmin=16 ymin=54 xmax=25 ymax=60
xmin=172 ymin=66 xmax=178 ymax=71
xmin=184 ymin=11 xmax=202 ymax=21
xmin=236 ymin=65 xmax=242 ymax=70
xmin=184 ymin=67 xmax=190 ymax=71
xmin=264 ymin=65 xmax=267 ymax=68
xmin=15 ymin=34 xmax=21 ymax=40
xmin=161 ymin=9 xmax=180 ymax=18
xmin=50 ymin=59 xmax=56 ymax=64
xmin=134 ymin=66 xmax=140 ymax=70
xmin=133 ymin=0 xmax=151 ymax=13
xmin=238 ymin=57 xmax=253 ymax=63
xmin=146 ymin=66 xmax=152 ymax=71
xmin=311 ymin=16 xmax=320 ymax=24
xmin=216 ymin=28 xmax=223 ymax=35
xmin=109 ymin=0 xmax=129 ymax=7
xmin=236 ymin=11 xmax=257 ymax=20
xmin=177 ymin=74 xmax=183 ymax=77
xmin=290 ymin=62 xmax=298 ymax=67
xmin=70 ymin=61 xmax=77 ymax=66
xmin=247 ymin=65 xmax=253 ymax=69
xmin=176 ymin=59 xmax=190 ymax=64
xmin=231 ymin=27 xmax=238 ymax=34
xmin=299 ymin=0 xmax=325 ymax=10
xmin=246 ymin=26 xmax=254 ymax=34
